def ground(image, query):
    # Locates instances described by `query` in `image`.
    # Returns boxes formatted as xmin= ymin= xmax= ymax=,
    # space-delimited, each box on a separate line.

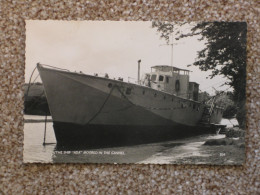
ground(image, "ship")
xmin=36 ymin=62 xmax=224 ymax=149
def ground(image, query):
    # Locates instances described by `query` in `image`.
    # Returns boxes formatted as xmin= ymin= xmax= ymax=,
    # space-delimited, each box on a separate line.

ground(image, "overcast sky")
xmin=25 ymin=21 xmax=229 ymax=95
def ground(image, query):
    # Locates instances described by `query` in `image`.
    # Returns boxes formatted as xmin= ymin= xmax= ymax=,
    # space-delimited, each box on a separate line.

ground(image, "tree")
xmin=152 ymin=22 xmax=247 ymax=129
xmin=214 ymin=91 xmax=237 ymax=119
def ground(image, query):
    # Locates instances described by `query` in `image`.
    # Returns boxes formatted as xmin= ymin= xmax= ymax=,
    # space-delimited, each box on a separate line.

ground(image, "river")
xmin=23 ymin=115 xmax=240 ymax=164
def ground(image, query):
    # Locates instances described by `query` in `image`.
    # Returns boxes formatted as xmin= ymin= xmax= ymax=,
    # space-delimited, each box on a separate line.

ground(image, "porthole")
xmin=108 ymin=83 xmax=113 ymax=88
xmin=126 ymin=88 xmax=132 ymax=95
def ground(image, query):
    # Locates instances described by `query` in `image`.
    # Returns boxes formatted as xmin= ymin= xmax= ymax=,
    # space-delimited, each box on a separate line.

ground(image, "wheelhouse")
xmin=141 ymin=65 xmax=199 ymax=101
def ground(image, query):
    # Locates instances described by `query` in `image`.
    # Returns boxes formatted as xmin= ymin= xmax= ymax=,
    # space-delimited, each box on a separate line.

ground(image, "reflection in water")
xmin=23 ymin=115 xmax=232 ymax=164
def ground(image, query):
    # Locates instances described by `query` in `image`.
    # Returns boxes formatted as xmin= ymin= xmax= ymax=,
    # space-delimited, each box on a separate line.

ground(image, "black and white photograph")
xmin=24 ymin=21 xmax=247 ymax=164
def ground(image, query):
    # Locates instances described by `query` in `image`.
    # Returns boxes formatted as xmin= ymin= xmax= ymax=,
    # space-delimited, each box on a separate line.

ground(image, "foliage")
xmin=24 ymin=96 xmax=50 ymax=116
xmin=24 ymin=83 xmax=50 ymax=116
xmin=152 ymin=22 xmax=247 ymax=128
xmin=223 ymin=104 xmax=238 ymax=119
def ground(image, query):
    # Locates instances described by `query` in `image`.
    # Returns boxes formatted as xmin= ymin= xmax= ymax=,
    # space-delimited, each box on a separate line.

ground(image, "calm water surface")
xmin=23 ymin=115 xmax=56 ymax=163
xmin=23 ymin=115 xmax=237 ymax=163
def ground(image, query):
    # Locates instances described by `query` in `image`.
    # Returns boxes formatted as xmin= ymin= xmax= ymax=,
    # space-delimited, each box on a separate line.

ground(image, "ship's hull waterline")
xmin=37 ymin=64 xmax=223 ymax=148
xmin=53 ymin=122 xmax=219 ymax=150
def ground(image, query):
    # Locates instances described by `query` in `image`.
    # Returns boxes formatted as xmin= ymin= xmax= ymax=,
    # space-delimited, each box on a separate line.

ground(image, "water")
xmin=23 ymin=115 xmax=56 ymax=163
xmin=23 ymin=115 xmax=235 ymax=164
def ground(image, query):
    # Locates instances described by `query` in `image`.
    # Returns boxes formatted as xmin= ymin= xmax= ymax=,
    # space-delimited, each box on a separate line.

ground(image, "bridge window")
xmin=159 ymin=75 xmax=164 ymax=81
xmin=151 ymin=74 xmax=157 ymax=82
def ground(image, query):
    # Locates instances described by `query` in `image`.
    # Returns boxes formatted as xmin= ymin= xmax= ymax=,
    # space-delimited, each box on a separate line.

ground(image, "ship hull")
xmin=53 ymin=122 xmax=215 ymax=150
xmin=37 ymin=64 xmax=223 ymax=149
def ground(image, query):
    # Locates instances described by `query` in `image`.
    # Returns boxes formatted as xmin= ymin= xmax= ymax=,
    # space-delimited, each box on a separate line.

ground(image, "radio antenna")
xmin=159 ymin=33 xmax=183 ymax=66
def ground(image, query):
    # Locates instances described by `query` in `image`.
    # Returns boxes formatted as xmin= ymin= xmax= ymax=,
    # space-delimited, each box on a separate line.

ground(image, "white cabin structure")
xmin=141 ymin=65 xmax=198 ymax=100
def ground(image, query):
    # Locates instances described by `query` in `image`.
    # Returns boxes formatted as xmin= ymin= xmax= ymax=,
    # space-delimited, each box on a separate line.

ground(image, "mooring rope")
xmin=85 ymin=84 xmax=189 ymax=124
xmin=32 ymin=74 xmax=40 ymax=83
xmin=115 ymin=85 xmax=188 ymax=111
xmin=25 ymin=66 xmax=38 ymax=97
xmin=86 ymin=85 xmax=116 ymax=124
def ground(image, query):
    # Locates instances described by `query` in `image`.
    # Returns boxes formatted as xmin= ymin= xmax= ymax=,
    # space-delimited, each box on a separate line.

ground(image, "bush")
xmin=223 ymin=104 xmax=237 ymax=118
xmin=225 ymin=128 xmax=245 ymax=138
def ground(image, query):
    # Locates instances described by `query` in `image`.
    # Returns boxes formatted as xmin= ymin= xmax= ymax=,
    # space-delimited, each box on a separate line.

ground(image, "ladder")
xmin=200 ymin=96 xmax=216 ymax=124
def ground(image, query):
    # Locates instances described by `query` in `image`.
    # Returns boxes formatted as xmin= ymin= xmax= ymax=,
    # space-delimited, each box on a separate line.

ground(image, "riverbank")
xmin=201 ymin=127 xmax=245 ymax=165
xmin=23 ymin=83 xmax=50 ymax=115
xmin=138 ymin=131 xmax=245 ymax=165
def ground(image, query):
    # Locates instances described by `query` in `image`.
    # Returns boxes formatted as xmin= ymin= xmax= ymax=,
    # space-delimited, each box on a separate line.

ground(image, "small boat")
xmin=37 ymin=62 xmax=224 ymax=149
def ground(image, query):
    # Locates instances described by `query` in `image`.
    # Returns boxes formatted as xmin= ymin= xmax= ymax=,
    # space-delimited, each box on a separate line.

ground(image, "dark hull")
xmin=53 ymin=121 xmax=217 ymax=150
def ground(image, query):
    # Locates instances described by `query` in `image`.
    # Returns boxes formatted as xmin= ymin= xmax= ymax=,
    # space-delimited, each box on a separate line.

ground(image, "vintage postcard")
xmin=24 ymin=21 xmax=246 ymax=164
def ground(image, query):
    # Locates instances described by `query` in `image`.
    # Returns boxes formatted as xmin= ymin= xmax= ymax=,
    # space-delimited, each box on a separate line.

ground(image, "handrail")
xmin=39 ymin=63 xmax=70 ymax=72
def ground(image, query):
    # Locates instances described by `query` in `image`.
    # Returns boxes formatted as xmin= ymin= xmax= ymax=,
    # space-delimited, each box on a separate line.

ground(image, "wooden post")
xmin=43 ymin=113 xmax=47 ymax=146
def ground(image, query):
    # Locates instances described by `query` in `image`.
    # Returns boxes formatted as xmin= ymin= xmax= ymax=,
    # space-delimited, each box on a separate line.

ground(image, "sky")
xmin=25 ymin=21 xmax=230 ymax=95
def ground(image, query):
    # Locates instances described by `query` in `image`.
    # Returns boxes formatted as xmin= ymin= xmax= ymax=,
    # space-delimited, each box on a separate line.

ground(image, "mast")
xmin=170 ymin=33 xmax=173 ymax=66
xmin=159 ymin=31 xmax=180 ymax=66
xmin=138 ymin=59 xmax=141 ymax=84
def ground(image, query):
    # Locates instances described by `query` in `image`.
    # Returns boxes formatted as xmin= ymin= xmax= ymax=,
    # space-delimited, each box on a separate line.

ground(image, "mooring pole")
xmin=43 ymin=113 xmax=47 ymax=146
